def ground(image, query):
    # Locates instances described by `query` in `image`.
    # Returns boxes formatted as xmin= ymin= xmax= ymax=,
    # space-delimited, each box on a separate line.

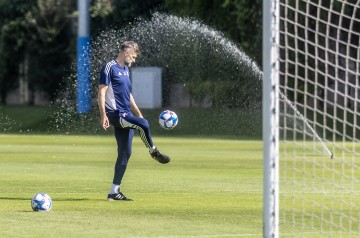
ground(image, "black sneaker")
xmin=107 ymin=192 xmax=133 ymax=201
xmin=150 ymin=148 xmax=170 ymax=164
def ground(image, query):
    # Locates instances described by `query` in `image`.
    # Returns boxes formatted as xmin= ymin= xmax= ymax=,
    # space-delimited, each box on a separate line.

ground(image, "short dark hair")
xmin=120 ymin=41 xmax=141 ymax=55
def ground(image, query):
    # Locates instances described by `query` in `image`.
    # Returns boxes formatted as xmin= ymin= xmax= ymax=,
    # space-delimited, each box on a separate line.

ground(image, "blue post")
xmin=77 ymin=0 xmax=91 ymax=113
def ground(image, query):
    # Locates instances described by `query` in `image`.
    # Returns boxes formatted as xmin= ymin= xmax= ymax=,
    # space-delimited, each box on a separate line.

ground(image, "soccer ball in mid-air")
xmin=159 ymin=110 xmax=178 ymax=130
xmin=31 ymin=193 xmax=52 ymax=212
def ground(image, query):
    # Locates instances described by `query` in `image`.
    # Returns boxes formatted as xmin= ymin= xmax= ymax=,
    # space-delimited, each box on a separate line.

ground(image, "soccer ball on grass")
xmin=159 ymin=110 xmax=178 ymax=130
xmin=31 ymin=193 xmax=52 ymax=212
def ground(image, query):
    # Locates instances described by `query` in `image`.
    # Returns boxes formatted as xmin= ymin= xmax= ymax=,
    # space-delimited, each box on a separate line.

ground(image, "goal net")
xmin=264 ymin=0 xmax=360 ymax=237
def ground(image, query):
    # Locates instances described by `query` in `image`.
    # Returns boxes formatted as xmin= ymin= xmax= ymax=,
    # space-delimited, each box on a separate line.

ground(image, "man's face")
xmin=124 ymin=50 xmax=138 ymax=67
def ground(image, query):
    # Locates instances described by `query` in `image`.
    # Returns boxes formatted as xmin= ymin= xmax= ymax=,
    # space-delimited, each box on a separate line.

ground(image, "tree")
xmin=0 ymin=0 xmax=74 ymax=104
xmin=0 ymin=0 xmax=34 ymax=104
xmin=221 ymin=0 xmax=262 ymax=64
xmin=25 ymin=0 xmax=74 ymax=102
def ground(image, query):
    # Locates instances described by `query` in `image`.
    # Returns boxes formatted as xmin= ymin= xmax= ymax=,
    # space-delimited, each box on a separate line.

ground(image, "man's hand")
xmin=98 ymin=84 xmax=109 ymax=130
xmin=101 ymin=115 xmax=110 ymax=130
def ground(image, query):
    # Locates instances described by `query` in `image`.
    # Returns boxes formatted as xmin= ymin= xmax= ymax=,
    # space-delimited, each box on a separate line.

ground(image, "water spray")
xmin=53 ymin=11 xmax=336 ymax=158
xmin=280 ymin=91 xmax=334 ymax=159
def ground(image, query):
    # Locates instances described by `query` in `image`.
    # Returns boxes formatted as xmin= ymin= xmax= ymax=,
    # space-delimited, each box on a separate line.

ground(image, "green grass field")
xmin=0 ymin=134 xmax=263 ymax=237
xmin=1 ymin=107 xmax=359 ymax=237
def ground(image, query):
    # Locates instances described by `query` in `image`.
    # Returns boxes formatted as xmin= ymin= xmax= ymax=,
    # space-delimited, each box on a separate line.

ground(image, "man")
xmin=98 ymin=41 xmax=170 ymax=201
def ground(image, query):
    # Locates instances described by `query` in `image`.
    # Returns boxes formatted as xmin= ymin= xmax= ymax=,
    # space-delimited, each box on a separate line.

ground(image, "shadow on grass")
xmin=0 ymin=197 xmax=104 ymax=201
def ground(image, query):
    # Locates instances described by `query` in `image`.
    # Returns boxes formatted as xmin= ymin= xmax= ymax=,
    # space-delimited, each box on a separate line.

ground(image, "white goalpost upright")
xmin=263 ymin=0 xmax=280 ymax=237
xmin=264 ymin=0 xmax=360 ymax=237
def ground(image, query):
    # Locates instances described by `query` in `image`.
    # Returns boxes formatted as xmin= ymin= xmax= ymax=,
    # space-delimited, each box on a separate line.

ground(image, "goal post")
xmin=264 ymin=0 xmax=360 ymax=237
xmin=262 ymin=0 xmax=280 ymax=237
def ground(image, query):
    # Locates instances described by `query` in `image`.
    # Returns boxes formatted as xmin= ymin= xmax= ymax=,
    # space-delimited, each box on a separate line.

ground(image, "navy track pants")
xmin=107 ymin=110 xmax=154 ymax=185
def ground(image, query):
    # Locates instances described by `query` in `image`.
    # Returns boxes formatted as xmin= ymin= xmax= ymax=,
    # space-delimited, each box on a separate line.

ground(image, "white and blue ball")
xmin=159 ymin=110 xmax=178 ymax=130
xmin=31 ymin=193 xmax=52 ymax=212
